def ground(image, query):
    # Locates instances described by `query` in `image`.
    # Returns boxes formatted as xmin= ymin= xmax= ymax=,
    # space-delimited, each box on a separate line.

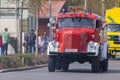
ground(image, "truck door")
xmin=94 ymin=20 xmax=101 ymax=42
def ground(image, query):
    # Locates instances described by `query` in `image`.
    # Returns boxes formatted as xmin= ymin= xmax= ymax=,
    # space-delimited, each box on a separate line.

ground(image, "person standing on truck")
xmin=2 ymin=28 xmax=9 ymax=55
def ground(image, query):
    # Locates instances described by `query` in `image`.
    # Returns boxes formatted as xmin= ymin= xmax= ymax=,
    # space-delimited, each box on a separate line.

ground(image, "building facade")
xmin=0 ymin=0 xmax=66 ymax=53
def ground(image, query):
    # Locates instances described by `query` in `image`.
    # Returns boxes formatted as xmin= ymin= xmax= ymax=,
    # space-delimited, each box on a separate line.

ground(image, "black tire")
xmin=56 ymin=63 xmax=62 ymax=70
xmin=100 ymin=45 xmax=109 ymax=72
xmin=63 ymin=64 xmax=69 ymax=71
xmin=100 ymin=59 xmax=108 ymax=72
xmin=48 ymin=55 xmax=56 ymax=72
xmin=56 ymin=56 xmax=62 ymax=70
xmin=62 ymin=62 xmax=69 ymax=71
xmin=91 ymin=57 xmax=100 ymax=73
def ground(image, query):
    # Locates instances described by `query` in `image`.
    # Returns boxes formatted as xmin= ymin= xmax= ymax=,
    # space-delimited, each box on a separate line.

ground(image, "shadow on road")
xmin=107 ymin=69 xmax=120 ymax=73
xmin=62 ymin=69 xmax=92 ymax=73
xmin=58 ymin=69 xmax=120 ymax=74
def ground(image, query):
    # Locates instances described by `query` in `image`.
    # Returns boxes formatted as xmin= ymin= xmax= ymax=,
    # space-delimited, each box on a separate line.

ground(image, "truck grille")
xmin=64 ymin=32 xmax=88 ymax=52
xmin=113 ymin=36 xmax=120 ymax=44
xmin=64 ymin=33 xmax=80 ymax=50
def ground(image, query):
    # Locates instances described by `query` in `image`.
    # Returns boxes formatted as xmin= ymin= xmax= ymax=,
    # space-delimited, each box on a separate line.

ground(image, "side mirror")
xmin=101 ymin=26 xmax=105 ymax=30
xmin=48 ymin=17 xmax=56 ymax=28
xmin=49 ymin=17 xmax=56 ymax=24
xmin=101 ymin=24 xmax=107 ymax=30
xmin=47 ymin=23 xmax=53 ymax=27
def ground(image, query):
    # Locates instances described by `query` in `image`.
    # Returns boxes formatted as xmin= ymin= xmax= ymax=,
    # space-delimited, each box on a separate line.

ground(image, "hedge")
xmin=0 ymin=53 xmax=48 ymax=69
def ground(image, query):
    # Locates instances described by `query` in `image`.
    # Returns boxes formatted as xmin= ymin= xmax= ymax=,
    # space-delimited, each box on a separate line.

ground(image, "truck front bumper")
xmin=49 ymin=52 xmax=96 ymax=56
xmin=108 ymin=47 xmax=120 ymax=56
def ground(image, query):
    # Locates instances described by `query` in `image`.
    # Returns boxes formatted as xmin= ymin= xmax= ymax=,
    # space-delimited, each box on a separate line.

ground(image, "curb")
xmin=0 ymin=64 xmax=48 ymax=73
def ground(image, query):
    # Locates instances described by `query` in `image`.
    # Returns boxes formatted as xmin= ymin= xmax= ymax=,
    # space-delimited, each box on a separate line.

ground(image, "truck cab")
xmin=47 ymin=8 xmax=108 ymax=73
xmin=105 ymin=8 xmax=120 ymax=58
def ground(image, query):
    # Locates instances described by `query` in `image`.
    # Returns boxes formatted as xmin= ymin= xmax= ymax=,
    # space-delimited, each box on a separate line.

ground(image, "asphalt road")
xmin=0 ymin=59 xmax=120 ymax=80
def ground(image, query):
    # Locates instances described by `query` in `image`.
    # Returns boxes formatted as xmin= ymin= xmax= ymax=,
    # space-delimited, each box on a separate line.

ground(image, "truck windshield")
xmin=107 ymin=24 xmax=120 ymax=32
xmin=57 ymin=17 xmax=94 ymax=28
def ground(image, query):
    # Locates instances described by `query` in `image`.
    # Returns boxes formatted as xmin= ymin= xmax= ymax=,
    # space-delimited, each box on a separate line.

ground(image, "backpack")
xmin=29 ymin=33 xmax=36 ymax=44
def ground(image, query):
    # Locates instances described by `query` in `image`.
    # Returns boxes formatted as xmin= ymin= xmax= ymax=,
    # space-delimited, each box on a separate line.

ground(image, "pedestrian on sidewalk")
xmin=24 ymin=31 xmax=30 ymax=53
xmin=27 ymin=29 xmax=36 ymax=53
xmin=2 ymin=28 xmax=9 ymax=55
xmin=0 ymin=33 xmax=3 ymax=56
xmin=38 ymin=34 xmax=44 ymax=54
xmin=40 ymin=32 xmax=48 ymax=54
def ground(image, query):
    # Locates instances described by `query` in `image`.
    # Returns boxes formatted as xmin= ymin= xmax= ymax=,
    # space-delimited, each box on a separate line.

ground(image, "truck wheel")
xmin=100 ymin=59 xmax=108 ymax=72
xmin=56 ymin=63 xmax=62 ymax=70
xmin=48 ymin=55 xmax=56 ymax=72
xmin=56 ymin=56 xmax=62 ymax=70
xmin=91 ymin=57 xmax=100 ymax=73
xmin=63 ymin=63 xmax=69 ymax=71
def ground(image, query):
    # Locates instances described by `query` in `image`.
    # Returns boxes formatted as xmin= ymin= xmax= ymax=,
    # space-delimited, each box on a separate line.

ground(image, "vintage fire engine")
xmin=47 ymin=7 xmax=108 ymax=73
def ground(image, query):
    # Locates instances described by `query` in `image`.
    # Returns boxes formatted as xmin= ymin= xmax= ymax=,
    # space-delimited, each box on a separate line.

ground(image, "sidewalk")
xmin=0 ymin=64 xmax=48 ymax=73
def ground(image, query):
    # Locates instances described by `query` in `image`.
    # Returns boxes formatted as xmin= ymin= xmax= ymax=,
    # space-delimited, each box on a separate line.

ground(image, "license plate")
xmin=65 ymin=49 xmax=78 ymax=52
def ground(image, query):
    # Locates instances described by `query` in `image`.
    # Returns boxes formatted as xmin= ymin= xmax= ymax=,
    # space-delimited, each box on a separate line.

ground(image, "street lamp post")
xmin=35 ymin=0 xmax=41 ymax=55
xmin=49 ymin=0 xmax=52 ymax=17
xmin=84 ymin=0 xmax=87 ymax=10
xmin=16 ymin=0 xmax=23 ymax=54
xmin=16 ymin=0 xmax=20 ymax=53
xmin=102 ymin=0 xmax=105 ymax=19
xmin=49 ymin=0 xmax=53 ymax=41
xmin=16 ymin=0 xmax=24 ymax=65
xmin=20 ymin=0 xmax=23 ymax=54
xmin=0 ymin=0 xmax=1 ymax=18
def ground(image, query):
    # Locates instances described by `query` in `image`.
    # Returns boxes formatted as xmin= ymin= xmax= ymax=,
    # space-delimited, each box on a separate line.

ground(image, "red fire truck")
xmin=47 ymin=8 xmax=108 ymax=73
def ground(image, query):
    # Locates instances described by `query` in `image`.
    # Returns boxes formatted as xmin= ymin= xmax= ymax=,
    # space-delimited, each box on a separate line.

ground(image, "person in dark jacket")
xmin=24 ymin=31 xmax=32 ymax=53
xmin=27 ymin=29 xmax=36 ymax=53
